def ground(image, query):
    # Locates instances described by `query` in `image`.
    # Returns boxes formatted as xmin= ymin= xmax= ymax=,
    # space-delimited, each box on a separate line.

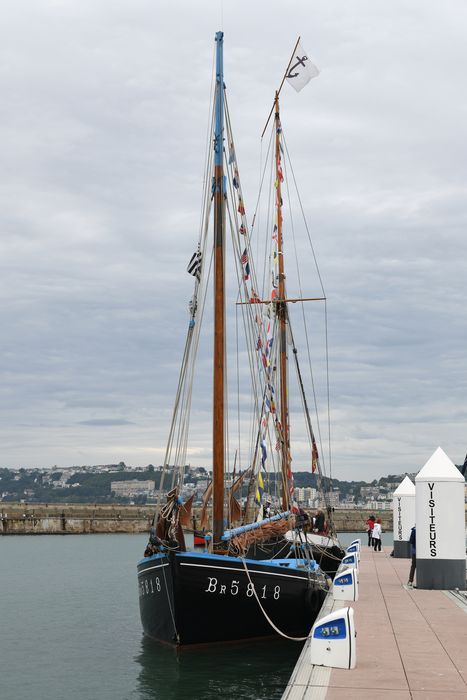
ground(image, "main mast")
xmin=212 ymin=31 xmax=225 ymax=546
xmin=275 ymin=93 xmax=291 ymax=511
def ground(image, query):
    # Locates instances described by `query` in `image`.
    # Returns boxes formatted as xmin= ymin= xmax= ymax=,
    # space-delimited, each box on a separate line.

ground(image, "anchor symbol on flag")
xmin=286 ymin=55 xmax=309 ymax=79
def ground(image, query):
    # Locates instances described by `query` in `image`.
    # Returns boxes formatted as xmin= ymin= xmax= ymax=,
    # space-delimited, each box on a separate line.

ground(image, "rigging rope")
xmin=282 ymin=134 xmax=333 ymax=481
xmin=281 ymin=135 xmax=328 ymax=484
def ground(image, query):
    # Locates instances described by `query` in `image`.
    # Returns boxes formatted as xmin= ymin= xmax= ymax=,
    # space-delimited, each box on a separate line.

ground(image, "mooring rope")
xmin=240 ymin=557 xmax=318 ymax=642
xmin=160 ymin=558 xmax=179 ymax=643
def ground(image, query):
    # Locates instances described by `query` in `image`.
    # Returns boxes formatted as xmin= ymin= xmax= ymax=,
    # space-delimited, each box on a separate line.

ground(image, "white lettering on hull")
xmin=179 ymin=561 xmax=310 ymax=582
xmin=204 ymin=577 xmax=281 ymax=599
xmin=139 ymin=576 xmax=162 ymax=598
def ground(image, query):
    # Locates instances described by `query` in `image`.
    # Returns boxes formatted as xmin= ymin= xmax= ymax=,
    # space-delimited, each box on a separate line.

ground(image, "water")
xmin=338 ymin=530 xmax=394 ymax=547
xmin=0 ymin=535 xmax=302 ymax=700
xmin=0 ymin=530 xmax=393 ymax=699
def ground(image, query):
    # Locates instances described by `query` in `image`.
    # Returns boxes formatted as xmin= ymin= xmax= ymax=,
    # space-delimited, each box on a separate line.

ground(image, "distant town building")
xmin=367 ymin=500 xmax=392 ymax=511
xmin=360 ymin=486 xmax=380 ymax=499
xmin=294 ymin=487 xmax=318 ymax=506
xmin=110 ymin=480 xmax=155 ymax=498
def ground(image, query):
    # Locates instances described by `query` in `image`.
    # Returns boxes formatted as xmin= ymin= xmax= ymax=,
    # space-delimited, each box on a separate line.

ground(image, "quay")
xmin=283 ymin=545 xmax=467 ymax=699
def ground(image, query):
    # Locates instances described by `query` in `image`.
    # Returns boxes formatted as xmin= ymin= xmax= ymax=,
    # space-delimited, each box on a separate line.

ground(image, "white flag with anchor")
xmin=285 ymin=42 xmax=320 ymax=92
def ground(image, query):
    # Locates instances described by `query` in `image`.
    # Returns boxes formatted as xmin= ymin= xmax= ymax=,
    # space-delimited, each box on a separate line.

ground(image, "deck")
xmin=282 ymin=545 xmax=467 ymax=700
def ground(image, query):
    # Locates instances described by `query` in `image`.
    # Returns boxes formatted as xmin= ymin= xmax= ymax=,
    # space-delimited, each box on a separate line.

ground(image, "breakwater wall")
xmin=0 ymin=503 xmax=399 ymax=535
xmin=0 ymin=504 xmax=153 ymax=535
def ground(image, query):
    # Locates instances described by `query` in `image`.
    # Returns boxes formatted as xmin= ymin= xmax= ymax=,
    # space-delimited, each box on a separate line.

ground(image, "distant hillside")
xmin=1 ymin=464 xmax=464 ymax=505
xmin=0 ymin=468 xmax=161 ymax=504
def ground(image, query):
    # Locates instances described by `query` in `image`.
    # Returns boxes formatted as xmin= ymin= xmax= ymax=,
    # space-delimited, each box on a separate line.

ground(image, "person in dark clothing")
xmin=407 ymin=526 xmax=416 ymax=588
xmin=314 ymin=509 xmax=325 ymax=533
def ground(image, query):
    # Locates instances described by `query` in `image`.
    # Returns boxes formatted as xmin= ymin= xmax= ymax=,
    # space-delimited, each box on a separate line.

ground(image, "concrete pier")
xmin=282 ymin=545 xmax=467 ymax=699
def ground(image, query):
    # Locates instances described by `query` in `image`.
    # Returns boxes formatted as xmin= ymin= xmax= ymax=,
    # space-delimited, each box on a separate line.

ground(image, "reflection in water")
xmin=135 ymin=635 xmax=301 ymax=700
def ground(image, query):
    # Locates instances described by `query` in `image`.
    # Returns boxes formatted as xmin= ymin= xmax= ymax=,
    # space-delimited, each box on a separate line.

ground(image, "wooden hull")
xmin=137 ymin=551 xmax=327 ymax=646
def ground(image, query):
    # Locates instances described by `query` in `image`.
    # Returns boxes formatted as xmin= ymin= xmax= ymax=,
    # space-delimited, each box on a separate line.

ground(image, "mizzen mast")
xmin=212 ymin=31 xmax=226 ymax=546
xmin=274 ymin=93 xmax=291 ymax=511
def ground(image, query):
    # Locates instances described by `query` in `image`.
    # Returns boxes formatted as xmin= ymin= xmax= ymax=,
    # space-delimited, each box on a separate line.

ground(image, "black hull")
xmin=137 ymin=552 xmax=326 ymax=646
xmin=246 ymin=537 xmax=344 ymax=579
xmin=308 ymin=545 xmax=344 ymax=578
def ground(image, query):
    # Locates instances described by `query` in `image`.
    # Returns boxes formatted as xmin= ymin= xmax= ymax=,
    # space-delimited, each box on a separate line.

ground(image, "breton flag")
xmin=187 ymin=246 xmax=202 ymax=281
xmin=285 ymin=41 xmax=319 ymax=92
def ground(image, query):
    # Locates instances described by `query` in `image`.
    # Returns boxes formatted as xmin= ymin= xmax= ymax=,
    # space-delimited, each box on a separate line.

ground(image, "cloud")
xmin=78 ymin=419 xmax=135 ymax=427
xmin=1 ymin=1 xmax=467 ymax=479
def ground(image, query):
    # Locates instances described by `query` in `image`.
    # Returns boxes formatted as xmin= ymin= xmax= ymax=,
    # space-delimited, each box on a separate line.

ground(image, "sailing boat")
xmin=137 ymin=32 xmax=330 ymax=647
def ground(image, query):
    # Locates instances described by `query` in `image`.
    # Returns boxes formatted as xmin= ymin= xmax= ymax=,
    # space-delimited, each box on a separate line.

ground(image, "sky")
xmin=1 ymin=1 xmax=467 ymax=480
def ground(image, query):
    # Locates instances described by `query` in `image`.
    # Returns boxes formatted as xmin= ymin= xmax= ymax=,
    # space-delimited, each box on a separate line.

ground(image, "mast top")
xmin=214 ymin=31 xmax=225 ymax=168
xmin=261 ymin=36 xmax=301 ymax=137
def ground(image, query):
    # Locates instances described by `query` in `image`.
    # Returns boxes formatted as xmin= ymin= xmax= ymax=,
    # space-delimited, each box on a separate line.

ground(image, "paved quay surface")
xmin=283 ymin=545 xmax=467 ymax=700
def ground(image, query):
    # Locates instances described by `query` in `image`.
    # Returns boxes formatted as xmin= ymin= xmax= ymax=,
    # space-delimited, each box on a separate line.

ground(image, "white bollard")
xmin=392 ymin=475 xmax=415 ymax=558
xmin=332 ymin=567 xmax=359 ymax=602
xmin=346 ymin=543 xmax=361 ymax=561
xmin=415 ymin=446 xmax=466 ymax=590
xmin=310 ymin=606 xmax=356 ymax=669
xmin=341 ymin=553 xmax=358 ymax=570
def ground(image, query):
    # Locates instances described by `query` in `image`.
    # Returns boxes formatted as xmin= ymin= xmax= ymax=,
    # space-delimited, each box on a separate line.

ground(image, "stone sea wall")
xmin=0 ymin=504 xmax=153 ymax=535
xmin=0 ymin=503 xmax=401 ymax=535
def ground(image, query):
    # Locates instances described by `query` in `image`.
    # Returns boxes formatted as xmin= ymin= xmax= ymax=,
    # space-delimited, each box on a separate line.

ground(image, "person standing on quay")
xmin=366 ymin=515 xmax=375 ymax=547
xmin=372 ymin=518 xmax=382 ymax=551
xmin=407 ymin=525 xmax=416 ymax=588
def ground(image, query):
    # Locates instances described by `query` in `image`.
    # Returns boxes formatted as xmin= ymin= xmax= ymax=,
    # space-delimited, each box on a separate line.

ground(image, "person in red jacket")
xmin=366 ymin=515 xmax=375 ymax=547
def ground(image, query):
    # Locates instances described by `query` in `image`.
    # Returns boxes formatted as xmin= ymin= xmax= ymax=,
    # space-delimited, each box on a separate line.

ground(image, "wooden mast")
xmin=212 ymin=31 xmax=225 ymax=546
xmin=274 ymin=92 xmax=291 ymax=511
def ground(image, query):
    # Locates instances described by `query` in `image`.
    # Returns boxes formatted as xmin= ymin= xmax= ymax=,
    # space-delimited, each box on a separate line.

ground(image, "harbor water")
xmin=0 ymin=531 xmax=392 ymax=700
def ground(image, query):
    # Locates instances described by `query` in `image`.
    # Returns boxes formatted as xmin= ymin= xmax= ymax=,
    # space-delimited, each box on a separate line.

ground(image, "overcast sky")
xmin=1 ymin=1 xmax=466 ymax=480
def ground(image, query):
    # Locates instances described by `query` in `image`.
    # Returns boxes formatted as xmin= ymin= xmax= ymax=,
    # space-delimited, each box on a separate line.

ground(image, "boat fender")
xmin=304 ymin=587 xmax=320 ymax=610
